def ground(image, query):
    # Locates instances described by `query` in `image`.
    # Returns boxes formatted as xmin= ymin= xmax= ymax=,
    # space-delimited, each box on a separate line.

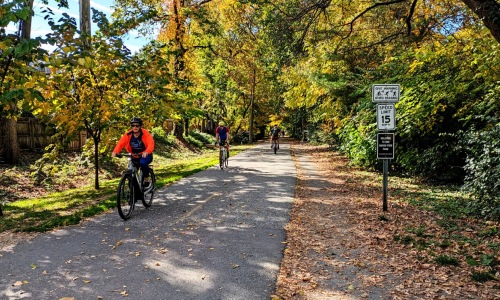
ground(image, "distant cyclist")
xmin=215 ymin=121 xmax=230 ymax=157
xmin=112 ymin=117 xmax=155 ymax=188
xmin=269 ymin=124 xmax=281 ymax=149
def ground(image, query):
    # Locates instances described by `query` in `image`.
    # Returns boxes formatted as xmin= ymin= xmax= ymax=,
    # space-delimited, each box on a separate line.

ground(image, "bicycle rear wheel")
xmin=117 ymin=174 xmax=134 ymax=220
xmin=142 ymin=168 xmax=155 ymax=207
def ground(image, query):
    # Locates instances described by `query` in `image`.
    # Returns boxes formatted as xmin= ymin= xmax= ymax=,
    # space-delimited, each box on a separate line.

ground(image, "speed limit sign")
xmin=377 ymin=104 xmax=395 ymax=130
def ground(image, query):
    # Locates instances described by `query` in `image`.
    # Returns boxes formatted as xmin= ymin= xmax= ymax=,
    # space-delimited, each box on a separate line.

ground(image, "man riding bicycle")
xmin=112 ymin=117 xmax=155 ymax=188
xmin=215 ymin=121 xmax=230 ymax=157
xmin=269 ymin=124 xmax=281 ymax=149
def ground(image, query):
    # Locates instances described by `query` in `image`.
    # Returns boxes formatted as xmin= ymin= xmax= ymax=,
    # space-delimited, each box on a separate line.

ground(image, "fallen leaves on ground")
xmin=275 ymin=143 xmax=500 ymax=300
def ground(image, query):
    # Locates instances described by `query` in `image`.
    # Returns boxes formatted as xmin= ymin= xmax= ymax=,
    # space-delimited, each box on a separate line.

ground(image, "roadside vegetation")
xmin=0 ymin=130 xmax=250 ymax=233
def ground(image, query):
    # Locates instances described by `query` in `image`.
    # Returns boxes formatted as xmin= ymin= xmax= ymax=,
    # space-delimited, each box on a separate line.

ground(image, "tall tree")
xmin=0 ymin=0 xmax=46 ymax=164
xmin=40 ymin=9 xmax=133 ymax=189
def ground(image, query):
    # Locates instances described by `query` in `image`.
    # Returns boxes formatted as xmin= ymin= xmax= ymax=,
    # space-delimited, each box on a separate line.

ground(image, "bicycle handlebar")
xmin=114 ymin=153 xmax=141 ymax=158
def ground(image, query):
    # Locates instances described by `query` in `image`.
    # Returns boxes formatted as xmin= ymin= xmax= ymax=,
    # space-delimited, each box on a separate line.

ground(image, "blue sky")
xmin=8 ymin=0 xmax=156 ymax=53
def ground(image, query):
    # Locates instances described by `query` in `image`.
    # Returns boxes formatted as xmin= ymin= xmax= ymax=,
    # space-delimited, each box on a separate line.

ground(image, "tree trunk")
xmin=21 ymin=0 xmax=33 ymax=39
xmin=248 ymin=67 xmax=256 ymax=143
xmin=93 ymin=136 xmax=100 ymax=190
xmin=79 ymin=0 xmax=91 ymax=47
xmin=174 ymin=121 xmax=184 ymax=138
xmin=3 ymin=117 xmax=20 ymax=164
xmin=184 ymin=117 xmax=190 ymax=136
xmin=461 ymin=0 xmax=500 ymax=43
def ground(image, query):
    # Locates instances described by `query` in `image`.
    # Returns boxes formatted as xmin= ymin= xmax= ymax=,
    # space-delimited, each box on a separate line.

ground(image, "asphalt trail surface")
xmin=0 ymin=142 xmax=295 ymax=300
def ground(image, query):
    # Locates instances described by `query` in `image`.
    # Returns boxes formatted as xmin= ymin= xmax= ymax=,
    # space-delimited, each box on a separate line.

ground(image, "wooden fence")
xmin=0 ymin=118 xmax=87 ymax=152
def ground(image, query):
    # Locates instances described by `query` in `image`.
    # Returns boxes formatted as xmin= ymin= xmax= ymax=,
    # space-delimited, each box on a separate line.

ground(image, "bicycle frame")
xmin=120 ymin=154 xmax=145 ymax=199
xmin=218 ymin=141 xmax=228 ymax=169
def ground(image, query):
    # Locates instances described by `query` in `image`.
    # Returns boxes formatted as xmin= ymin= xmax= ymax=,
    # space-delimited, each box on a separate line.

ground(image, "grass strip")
xmin=0 ymin=146 xmax=249 ymax=233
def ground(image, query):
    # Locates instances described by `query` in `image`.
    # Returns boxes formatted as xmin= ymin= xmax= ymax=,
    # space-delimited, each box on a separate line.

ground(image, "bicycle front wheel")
xmin=224 ymin=151 xmax=228 ymax=168
xmin=117 ymin=174 xmax=134 ymax=220
xmin=142 ymin=168 xmax=155 ymax=207
xmin=219 ymin=149 xmax=224 ymax=169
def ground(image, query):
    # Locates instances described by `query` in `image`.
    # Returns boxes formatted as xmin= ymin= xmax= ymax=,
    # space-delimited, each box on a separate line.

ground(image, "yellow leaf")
xmin=83 ymin=280 xmax=91 ymax=284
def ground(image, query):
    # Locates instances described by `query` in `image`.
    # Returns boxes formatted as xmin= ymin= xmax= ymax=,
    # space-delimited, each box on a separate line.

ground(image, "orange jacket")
xmin=113 ymin=128 xmax=155 ymax=154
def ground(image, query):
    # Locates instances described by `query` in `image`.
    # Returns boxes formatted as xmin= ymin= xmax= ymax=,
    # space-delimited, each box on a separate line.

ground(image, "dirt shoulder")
xmin=274 ymin=143 xmax=499 ymax=299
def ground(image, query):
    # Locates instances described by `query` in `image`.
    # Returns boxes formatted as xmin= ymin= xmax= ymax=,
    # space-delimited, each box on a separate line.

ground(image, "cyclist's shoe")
xmin=143 ymin=181 xmax=151 ymax=189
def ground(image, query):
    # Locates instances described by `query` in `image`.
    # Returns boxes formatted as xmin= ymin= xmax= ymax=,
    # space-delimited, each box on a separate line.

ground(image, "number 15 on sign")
xmin=377 ymin=104 xmax=396 ymax=131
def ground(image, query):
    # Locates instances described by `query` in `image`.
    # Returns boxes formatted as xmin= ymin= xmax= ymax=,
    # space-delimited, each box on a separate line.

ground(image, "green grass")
xmin=435 ymin=255 xmax=460 ymax=266
xmin=0 ymin=144 xmax=251 ymax=233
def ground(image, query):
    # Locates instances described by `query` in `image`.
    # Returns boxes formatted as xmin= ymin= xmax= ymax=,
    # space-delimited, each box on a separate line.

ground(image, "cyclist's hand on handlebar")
xmin=111 ymin=152 xmax=116 ymax=158
xmin=142 ymin=151 xmax=148 ymax=158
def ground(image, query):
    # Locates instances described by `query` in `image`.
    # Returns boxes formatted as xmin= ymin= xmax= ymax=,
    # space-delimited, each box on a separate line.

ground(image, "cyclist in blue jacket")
xmin=215 ymin=121 xmax=230 ymax=158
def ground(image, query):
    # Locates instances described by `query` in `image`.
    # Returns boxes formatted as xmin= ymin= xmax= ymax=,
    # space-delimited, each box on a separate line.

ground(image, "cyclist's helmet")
xmin=130 ymin=117 xmax=143 ymax=126
xmin=219 ymin=121 xmax=226 ymax=126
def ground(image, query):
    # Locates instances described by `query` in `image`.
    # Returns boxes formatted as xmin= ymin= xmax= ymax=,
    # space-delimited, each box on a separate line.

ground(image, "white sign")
xmin=377 ymin=104 xmax=396 ymax=130
xmin=372 ymin=84 xmax=400 ymax=103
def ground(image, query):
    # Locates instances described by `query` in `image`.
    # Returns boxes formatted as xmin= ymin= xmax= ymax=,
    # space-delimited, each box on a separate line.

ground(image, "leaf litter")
xmin=274 ymin=143 xmax=500 ymax=299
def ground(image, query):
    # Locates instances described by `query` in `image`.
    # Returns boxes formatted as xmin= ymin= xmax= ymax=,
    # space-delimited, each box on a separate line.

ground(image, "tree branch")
xmin=405 ymin=0 xmax=418 ymax=36
xmin=344 ymin=0 xmax=407 ymax=39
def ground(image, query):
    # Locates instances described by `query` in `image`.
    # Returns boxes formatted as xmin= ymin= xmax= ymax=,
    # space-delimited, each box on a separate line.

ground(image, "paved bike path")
xmin=0 ymin=142 xmax=295 ymax=300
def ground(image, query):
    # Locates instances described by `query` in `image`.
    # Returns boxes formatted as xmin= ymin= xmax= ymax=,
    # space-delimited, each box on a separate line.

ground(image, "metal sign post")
xmin=383 ymin=159 xmax=388 ymax=211
xmin=373 ymin=84 xmax=399 ymax=211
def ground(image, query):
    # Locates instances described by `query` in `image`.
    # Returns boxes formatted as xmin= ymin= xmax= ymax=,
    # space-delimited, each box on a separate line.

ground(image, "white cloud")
xmin=90 ymin=0 xmax=113 ymax=14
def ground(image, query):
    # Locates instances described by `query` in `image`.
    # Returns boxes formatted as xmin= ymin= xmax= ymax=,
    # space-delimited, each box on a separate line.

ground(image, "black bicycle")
xmin=272 ymin=139 xmax=279 ymax=154
xmin=115 ymin=153 xmax=156 ymax=220
xmin=217 ymin=140 xmax=229 ymax=169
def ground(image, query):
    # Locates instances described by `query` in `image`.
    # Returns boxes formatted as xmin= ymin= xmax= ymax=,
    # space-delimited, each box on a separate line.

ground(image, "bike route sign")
xmin=377 ymin=104 xmax=396 ymax=131
xmin=377 ymin=133 xmax=394 ymax=159
xmin=372 ymin=84 xmax=400 ymax=103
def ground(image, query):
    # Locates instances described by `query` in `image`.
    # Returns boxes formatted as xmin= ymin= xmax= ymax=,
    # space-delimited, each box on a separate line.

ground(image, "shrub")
xmin=461 ymin=122 xmax=500 ymax=219
xmin=188 ymin=130 xmax=216 ymax=145
xmin=471 ymin=271 xmax=496 ymax=283
xmin=337 ymin=121 xmax=377 ymax=168
xmin=232 ymin=131 xmax=251 ymax=144
xmin=150 ymin=127 xmax=176 ymax=147
xmin=435 ymin=255 xmax=460 ymax=266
